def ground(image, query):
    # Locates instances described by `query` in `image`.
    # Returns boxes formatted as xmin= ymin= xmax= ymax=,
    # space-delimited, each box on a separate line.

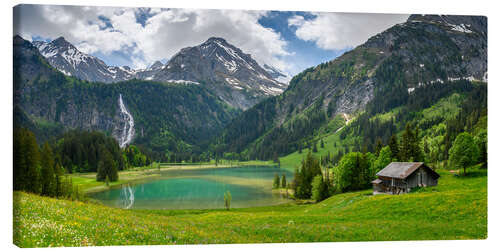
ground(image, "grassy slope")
xmin=13 ymin=167 xmax=486 ymax=247
xmin=278 ymin=93 xmax=466 ymax=170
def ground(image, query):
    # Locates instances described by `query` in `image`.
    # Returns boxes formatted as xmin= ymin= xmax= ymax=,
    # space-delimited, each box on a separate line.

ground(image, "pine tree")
xmin=88 ymin=144 xmax=97 ymax=170
xmin=40 ymin=142 xmax=56 ymax=197
xmin=294 ymin=152 xmax=322 ymax=199
xmin=412 ymin=127 xmax=424 ymax=162
xmin=96 ymin=149 xmax=119 ymax=182
xmin=320 ymin=139 xmax=325 ymax=148
xmin=313 ymin=142 xmax=318 ymax=153
xmin=273 ymin=173 xmax=280 ymax=188
xmin=388 ymin=134 xmax=400 ymax=160
xmin=13 ymin=128 xmax=28 ymax=191
xmin=311 ymin=175 xmax=323 ymax=202
xmin=54 ymin=161 xmax=65 ymax=197
xmin=97 ymin=157 xmax=107 ymax=182
xmin=375 ymin=138 xmax=383 ymax=156
xmin=24 ymin=130 xmax=42 ymax=194
xmin=400 ymin=124 xmax=414 ymax=161
xmin=281 ymin=174 xmax=287 ymax=188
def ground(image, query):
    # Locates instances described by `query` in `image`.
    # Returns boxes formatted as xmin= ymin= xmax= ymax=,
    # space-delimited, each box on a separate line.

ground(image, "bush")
xmin=281 ymin=174 xmax=287 ymax=188
xmin=334 ymin=152 xmax=372 ymax=192
xmin=273 ymin=173 xmax=280 ymax=189
xmin=449 ymin=132 xmax=479 ymax=175
xmin=224 ymin=191 xmax=232 ymax=210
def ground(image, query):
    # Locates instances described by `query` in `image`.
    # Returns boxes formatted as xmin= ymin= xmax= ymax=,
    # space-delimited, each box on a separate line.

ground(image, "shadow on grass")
xmin=455 ymin=170 xmax=487 ymax=179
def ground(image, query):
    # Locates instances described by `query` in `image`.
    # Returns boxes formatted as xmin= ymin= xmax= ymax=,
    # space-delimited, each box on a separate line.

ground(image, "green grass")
xmin=13 ymin=167 xmax=487 ymax=247
xmin=279 ymin=127 xmax=358 ymax=170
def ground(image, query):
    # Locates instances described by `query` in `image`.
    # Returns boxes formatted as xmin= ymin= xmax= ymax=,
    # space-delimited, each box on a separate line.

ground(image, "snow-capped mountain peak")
xmin=32 ymin=37 xmax=162 ymax=83
xmin=31 ymin=35 xmax=289 ymax=109
xmin=151 ymin=37 xmax=288 ymax=109
xmin=147 ymin=61 xmax=164 ymax=71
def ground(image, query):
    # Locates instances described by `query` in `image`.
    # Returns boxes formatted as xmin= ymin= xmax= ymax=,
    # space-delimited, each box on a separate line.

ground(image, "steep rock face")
xmin=14 ymin=36 xmax=121 ymax=138
xmin=14 ymin=36 xmax=238 ymax=152
xmin=152 ymin=37 xmax=288 ymax=109
xmin=218 ymin=14 xmax=487 ymax=159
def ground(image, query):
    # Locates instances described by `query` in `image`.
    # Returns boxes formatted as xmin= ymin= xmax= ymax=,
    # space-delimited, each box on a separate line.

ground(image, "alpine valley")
xmin=14 ymin=14 xmax=487 ymax=161
xmin=15 ymin=35 xmax=290 ymax=159
xmin=12 ymin=9 xmax=488 ymax=246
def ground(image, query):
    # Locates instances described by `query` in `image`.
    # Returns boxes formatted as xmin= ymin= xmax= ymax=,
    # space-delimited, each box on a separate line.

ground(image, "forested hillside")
xmin=215 ymin=14 xmax=487 ymax=160
xmin=14 ymin=35 xmax=239 ymax=160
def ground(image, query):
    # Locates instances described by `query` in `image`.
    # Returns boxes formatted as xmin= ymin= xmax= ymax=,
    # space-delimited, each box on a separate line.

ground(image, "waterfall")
xmin=118 ymin=94 xmax=135 ymax=148
xmin=120 ymin=184 xmax=135 ymax=209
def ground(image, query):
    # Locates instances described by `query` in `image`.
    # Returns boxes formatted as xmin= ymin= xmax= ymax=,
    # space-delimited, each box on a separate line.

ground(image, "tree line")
xmin=14 ymin=127 xmax=159 ymax=194
xmin=14 ymin=127 xmax=84 ymax=200
xmin=290 ymin=119 xmax=487 ymax=202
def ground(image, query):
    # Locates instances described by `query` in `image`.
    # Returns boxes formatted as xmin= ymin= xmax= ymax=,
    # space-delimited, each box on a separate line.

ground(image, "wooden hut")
xmin=372 ymin=162 xmax=440 ymax=195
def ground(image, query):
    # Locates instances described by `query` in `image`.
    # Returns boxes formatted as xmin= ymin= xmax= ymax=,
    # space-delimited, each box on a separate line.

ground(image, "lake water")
xmin=88 ymin=165 xmax=293 ymax=210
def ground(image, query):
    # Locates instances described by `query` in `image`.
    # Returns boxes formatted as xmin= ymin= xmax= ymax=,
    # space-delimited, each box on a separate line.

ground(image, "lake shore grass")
xmin=72 ymin=160 xmax=276 ymax=193
xmin=13 ymin=167 xmax=487 ymax=247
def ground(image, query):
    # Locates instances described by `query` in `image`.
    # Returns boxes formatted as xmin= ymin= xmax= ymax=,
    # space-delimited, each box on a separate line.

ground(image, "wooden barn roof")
xmin=376 ymin=162 xmax=440 ymax=179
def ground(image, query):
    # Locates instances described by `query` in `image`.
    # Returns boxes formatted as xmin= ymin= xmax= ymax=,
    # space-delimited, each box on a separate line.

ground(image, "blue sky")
xmin=14 ymin=5 xmax=408 ymax=77
xmin=258 ymin=11 xmax=351 ymax=74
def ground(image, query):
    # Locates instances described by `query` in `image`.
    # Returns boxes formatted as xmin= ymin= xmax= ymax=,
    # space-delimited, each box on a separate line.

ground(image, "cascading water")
xmin=120 ymin=184 xmax=135 ymax=209
xmin=118 ymin=94 xmax=135 ymax=148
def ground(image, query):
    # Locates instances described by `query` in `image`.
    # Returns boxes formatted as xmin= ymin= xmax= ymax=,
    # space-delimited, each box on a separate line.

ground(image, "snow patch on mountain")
xmin=166 ymin=79 xmax=200 ymax=85
xmin=449 ymin=23 xmax=473 ymax=33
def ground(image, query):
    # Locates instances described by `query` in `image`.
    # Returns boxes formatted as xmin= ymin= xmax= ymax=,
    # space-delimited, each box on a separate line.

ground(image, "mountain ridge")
xmin=31 ymin=36 xmax=289 ymax=110
xmin=151 ymin=37 xmax=288 ymax=109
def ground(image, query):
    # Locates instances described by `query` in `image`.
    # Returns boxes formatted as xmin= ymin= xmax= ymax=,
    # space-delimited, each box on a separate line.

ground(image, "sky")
xmin=14 ymin=4 xmax=409 ymax=76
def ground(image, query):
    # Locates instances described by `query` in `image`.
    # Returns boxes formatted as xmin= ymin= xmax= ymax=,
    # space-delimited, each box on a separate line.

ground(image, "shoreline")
xmin=73 ymin=162 xmax=279 ymax=193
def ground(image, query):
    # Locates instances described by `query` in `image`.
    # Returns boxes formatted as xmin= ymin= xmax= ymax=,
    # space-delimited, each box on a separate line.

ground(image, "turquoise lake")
xmin=89 ymin=165 xmax=293 ymax=210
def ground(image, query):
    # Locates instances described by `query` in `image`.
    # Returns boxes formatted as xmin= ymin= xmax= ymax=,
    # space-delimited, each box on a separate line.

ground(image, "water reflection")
xmin=89 ymin=166 xmax=292 ymax=210
xmin=120 ymin=184 xmax=135 ymax=209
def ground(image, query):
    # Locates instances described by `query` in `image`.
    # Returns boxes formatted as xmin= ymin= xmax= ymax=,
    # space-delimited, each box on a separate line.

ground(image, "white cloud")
xmin=14 ymin=5 xmax=290 ymax=71
xmin=288 ymin=12 xmax=409 ymax=50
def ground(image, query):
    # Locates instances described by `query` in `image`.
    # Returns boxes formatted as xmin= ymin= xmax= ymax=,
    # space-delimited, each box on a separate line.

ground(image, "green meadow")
xmin=13 ymin=166 xmax=486 ymax=247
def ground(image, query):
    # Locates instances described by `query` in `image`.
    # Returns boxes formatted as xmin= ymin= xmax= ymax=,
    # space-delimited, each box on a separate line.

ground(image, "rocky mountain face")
xmin=14 ymin=35 xmax=238 ymax=153
xmin=218 ymin=14 xmax=487 ymax=159
xmin=15 ymin=36 xmax=118 ymax=135
xmin=32 ymin=36 xmax=288 ymax=110
xmin=151 ymin=37 xmax=288 ymax=109
xmin=32 ymin=37 xmax=162 ymax=83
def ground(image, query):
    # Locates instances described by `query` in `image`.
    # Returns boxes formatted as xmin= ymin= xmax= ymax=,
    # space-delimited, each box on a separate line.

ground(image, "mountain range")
xmin=14 ymin=35 xmax=239 ymax=158
xmin=33 ymin=37 xmax=290 ymax=110
xmin=13 ymin=14 xmax=487 ymax=161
